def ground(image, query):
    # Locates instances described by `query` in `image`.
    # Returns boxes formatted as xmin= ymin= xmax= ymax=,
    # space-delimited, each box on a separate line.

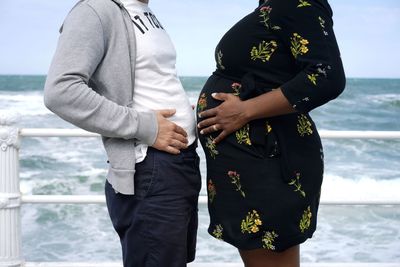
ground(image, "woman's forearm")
xmin=243 ymin=88 xmax=296 ymax=121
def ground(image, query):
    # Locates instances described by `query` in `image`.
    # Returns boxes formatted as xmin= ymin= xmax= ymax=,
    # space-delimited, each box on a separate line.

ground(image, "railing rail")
xmin=19 ymin=128 xmax=400 ymax=139
xmin=1 ymin=116 xmax=400 ymax=267
xmin=20 ymin=195 xmax=400 ymax=206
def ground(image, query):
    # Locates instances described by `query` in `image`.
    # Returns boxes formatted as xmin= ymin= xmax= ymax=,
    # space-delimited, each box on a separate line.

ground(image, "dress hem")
xmin=207 ymin=227 xmax=316 ymax=253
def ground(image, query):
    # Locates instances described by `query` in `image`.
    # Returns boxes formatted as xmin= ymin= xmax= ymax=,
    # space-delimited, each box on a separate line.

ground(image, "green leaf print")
xmin=297 ymin=114 xmax=313 ymax=137
xmin=262 ymin=231 xmax=279 ymax=250
xmin=235 ymin=124 xmax=252 ymax=145
xmin=307 ymin=73 xmax=319 ymax=86
xmin=250 ymin=40 xmax=278 ymax=62
xmin=228 ymin=171 xmax=246 ymax=198
xmin=206 ymin=136 xmax=219 ymax=159
xmin=259 ymin=5 xmax=281 ymax=30
xmin=212 ymin=224 xmax=224 ymax=240
xmin=217 ymin=50 xmax=226 ymax=70
xmin=288 ymin=172 xmax=306 ymax=198
xmin=241 ymin=210 xmax=263 ymax=234
xmin=299 ymin=206 xmax=312 ymax=233
xmin=319 ymin=16 xmax=329 ymax=36
xmin=297 ymin=0 xmax=312 ymax=7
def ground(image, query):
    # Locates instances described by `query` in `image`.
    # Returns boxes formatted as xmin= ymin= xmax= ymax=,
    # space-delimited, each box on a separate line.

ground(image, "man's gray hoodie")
xmin=44 ymin=0 xmax=158 ymax=194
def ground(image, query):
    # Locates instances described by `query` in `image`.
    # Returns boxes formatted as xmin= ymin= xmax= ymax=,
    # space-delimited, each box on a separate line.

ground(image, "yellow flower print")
xmin=212 ymin=224 xmax=223 ymax=240
xmin=288 ymin=172 xmax=306 ymax=197
xmin=241 ymin=210 xmax=262 ymax=234
xmin=297 ymin=0 xmax=311 ymax=7
xmin=299 ymin=206 xmax=312 ymax=233
xmin=197 ymin=93 xmax=207 ymax=113
xmin=266 ymin=121 xmax=272 ymax=134
xmin=236 ymin=124 xmax=252 ymax=145
xmin=206 ymin=136 xmax=219 ymax=159
xmin=262 ymin=231 xmax=279 ymax=250
xmin=251 ymin=225 xmax=259 ymax=233
xmin=251 ymin=40 xmax=278 ymax=62
xmin=228 ymin=171 xmax=246 ymax=197
xmin=297 ymin=114 xmax=313 ymax=137
xmin=300 ymin=39 xmax=309 ymax=45
xmin=217 ymin=50 xmax=226 ymax=70
xmin=307 ymin=73 xmax=319 ymax=86
xmin=290 ymin=33 xmax=310 ymax=58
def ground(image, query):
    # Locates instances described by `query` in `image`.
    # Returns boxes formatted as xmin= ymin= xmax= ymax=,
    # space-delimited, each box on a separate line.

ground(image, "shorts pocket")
xmin=134 ymin=151 xmax=157 ymax=199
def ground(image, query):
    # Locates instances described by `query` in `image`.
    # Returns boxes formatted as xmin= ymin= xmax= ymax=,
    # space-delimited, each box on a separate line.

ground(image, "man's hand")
xmin=197 ymin=93 xmax=249 ymax=144
xmin=152 ymin=109 xmax=188 ymax=154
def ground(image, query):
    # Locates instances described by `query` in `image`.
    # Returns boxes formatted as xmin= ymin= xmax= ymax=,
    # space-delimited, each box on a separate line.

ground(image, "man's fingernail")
xmin=197 ymin=123 xmax=201 ymax=128
xmin=212 ymin=93 xmax=217 ymax=97
xmin=200 ymin=130 xmax=204 ymax=135
xmin=198 ymin=113 xmax=202 ymax=118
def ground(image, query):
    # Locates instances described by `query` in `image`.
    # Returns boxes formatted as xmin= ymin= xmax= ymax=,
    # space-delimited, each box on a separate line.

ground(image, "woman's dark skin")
xmin=198 ymin=88 xmax=295 ymax=144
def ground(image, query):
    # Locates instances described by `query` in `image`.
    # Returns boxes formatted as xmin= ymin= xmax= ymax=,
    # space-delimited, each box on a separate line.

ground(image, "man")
xmin=43 ymin=0 xmax=201 ymax=266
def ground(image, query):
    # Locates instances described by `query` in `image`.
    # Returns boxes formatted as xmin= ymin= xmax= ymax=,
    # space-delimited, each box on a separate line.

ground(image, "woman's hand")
xmin=197 ymin=93 xmax=249 ymax=144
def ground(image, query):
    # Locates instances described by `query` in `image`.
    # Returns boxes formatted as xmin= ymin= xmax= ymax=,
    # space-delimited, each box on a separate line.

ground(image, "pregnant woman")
xmin=196 ymin=0 xmax=345 ymax=266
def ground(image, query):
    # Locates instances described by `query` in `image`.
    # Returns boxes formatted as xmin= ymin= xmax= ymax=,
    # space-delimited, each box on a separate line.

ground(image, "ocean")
xmin=0 ymin=75 xmax=399 ymax=262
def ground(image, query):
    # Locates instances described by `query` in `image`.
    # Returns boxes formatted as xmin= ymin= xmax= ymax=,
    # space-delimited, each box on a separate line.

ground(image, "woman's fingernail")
xmin=198 ymin=113 xmax=202 ymax=118
xmin=197 ymin=123 xmax=201 ymax=128
xmin=200 ymin=130 xmax=204 ymax=135
xmin=212 ymin=93 xmax=217 ymax=97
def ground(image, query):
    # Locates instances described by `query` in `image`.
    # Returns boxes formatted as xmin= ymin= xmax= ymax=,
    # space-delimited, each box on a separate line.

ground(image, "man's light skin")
xmin=153 ymin=109 xmax=189 ymax=154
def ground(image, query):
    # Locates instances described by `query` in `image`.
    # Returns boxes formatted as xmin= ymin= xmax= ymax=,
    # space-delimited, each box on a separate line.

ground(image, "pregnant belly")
xmin=196 ymin=74 xmax=242 ymax=116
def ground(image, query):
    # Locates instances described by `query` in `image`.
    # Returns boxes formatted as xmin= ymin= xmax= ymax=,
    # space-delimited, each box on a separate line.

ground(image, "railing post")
xmin=0 ymin=113 xmax=23 ymax=267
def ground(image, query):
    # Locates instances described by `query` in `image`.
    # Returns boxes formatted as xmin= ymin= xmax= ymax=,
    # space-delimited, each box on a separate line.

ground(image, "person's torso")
xmin=121 ymin=0 xmax=196 ymax=161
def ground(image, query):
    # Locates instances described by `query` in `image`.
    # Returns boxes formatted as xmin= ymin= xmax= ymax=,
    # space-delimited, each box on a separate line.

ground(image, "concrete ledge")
xmin=23 ymin=262 xmax=400 ymax=267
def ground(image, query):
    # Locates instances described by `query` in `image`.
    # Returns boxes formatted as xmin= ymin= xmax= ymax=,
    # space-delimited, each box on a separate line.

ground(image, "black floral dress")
xmin=196 ymin=0 xmax=345 ymax=252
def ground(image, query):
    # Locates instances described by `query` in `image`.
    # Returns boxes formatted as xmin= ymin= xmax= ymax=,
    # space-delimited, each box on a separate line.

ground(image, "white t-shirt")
xmin=120 ymin=0 xmax=197 ymax=163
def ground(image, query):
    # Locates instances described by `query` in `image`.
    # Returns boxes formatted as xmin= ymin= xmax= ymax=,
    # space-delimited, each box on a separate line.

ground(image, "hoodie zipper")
xmin=112 ymin=0 xmax=136 ymax=102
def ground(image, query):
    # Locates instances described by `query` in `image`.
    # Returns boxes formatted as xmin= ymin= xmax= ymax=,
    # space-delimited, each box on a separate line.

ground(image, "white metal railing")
xmin=19 ymin=194 xmax=400 ymax=206
xmin=1 ymin=115 xmax=400 ymax=267
xmin=19 ymin=128 xmax=400 ymax=139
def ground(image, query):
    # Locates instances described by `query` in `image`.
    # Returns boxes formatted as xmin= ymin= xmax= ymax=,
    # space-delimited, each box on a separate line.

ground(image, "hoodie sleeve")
xmin=43 ymin=3 xmax=158 ymax=144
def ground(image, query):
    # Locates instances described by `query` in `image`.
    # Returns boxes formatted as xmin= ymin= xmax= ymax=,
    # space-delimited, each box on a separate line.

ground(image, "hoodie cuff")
xmin=135 ymin=110 xmax=158 ymax=146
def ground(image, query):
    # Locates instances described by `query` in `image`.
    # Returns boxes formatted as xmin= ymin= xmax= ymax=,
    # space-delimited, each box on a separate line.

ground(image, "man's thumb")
xmin=157 ymin=109 xmax=176 ymax=118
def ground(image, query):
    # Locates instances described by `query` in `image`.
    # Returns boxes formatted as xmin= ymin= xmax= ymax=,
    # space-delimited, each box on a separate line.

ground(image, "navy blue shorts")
xmin=105 ymin=144 xmax=201 ymax=267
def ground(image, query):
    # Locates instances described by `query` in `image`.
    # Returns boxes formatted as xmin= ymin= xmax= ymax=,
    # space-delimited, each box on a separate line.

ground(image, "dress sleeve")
xmin=269 ymin=0 xmax=346 ymax=113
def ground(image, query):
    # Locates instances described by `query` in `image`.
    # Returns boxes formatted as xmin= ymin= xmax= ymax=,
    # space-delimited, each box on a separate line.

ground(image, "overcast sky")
xmin=0 ymin=0 xmax=399 ymax=78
